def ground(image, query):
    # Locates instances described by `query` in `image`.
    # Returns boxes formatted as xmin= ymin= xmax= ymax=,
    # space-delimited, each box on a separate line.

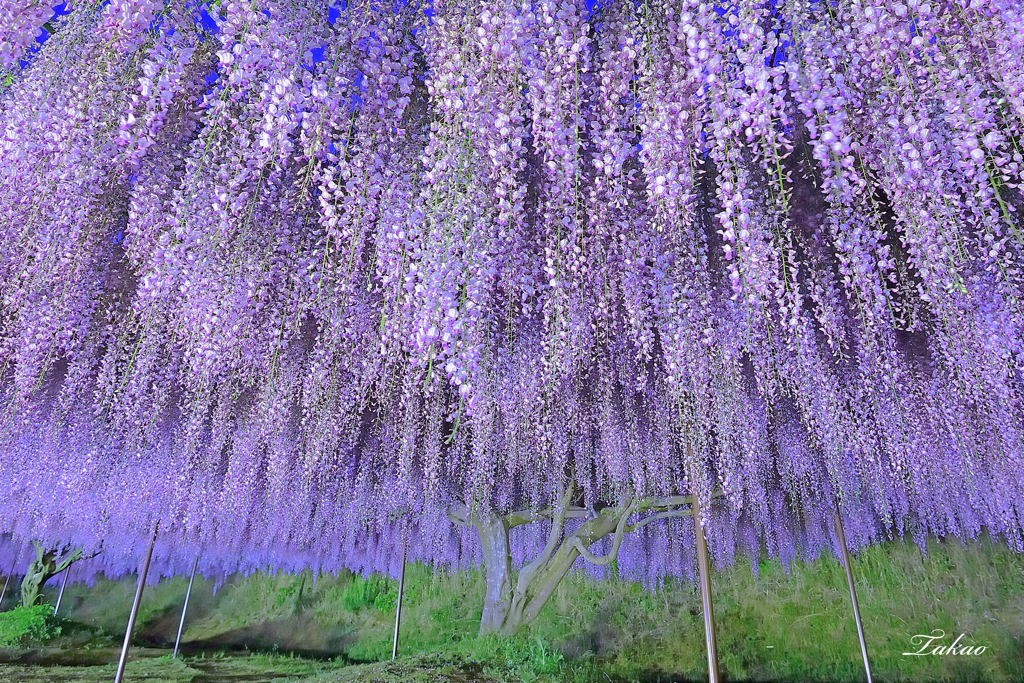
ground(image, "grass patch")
xmin=2 ymin=533 xmax=1021 ymax=681
xmin=330 ymin=534 xmax=1024 ymax=682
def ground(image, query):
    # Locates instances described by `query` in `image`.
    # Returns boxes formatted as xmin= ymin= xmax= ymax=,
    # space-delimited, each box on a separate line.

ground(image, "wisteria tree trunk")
xmin=20 ymin=542 xmax=83 ymax=609
xmin=449 ymin=483 xmax=715 ymax=636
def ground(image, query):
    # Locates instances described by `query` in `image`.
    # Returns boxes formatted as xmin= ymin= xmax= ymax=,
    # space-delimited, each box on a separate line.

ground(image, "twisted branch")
xmin=568 ymin=499 xmax=635 ymax=565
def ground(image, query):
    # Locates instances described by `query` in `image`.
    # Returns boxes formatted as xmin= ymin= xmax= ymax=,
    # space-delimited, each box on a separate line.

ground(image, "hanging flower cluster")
xmin=0 ymin=0 xmax=1022 ymax=583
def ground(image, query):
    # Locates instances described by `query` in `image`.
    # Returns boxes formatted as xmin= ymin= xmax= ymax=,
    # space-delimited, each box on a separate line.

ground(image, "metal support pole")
xmin=114 ymin=525 xmax=158 ymax=683
xmin=173 ymin=557 xmax=199 ymax=659
xmin=53 ymin=566 xmax=70 ymax=616
xmin=834 ymin=507 xmax=873 ymax=683
xmin=692 ymin=495 xmax=720 ymax=683
xmin=391 ymin=544 xmax=407 ymax=661
xmin=0 ymin=550 xmax=20 ymax=609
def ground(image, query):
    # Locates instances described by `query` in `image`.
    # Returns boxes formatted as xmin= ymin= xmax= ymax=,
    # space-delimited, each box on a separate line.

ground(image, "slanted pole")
xmin=173 ymin=557 xmax=199 ymax=659
xmin=0 ymin=550 xmax=20 ymax=608
xmin=391 ymin=544 xmax=407 ymax=660
xmin=53 ymin=566 xmax=70 ymax=616
xmin=114 ymin=525 xmax=158 ymax=683
xmin=834 ymin=507 xmax=873 ymax=683
xmin=692 ymin=494 xmax=720 ymax=683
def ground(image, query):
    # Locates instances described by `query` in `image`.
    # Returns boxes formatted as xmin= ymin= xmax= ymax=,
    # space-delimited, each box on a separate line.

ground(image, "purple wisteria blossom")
xmin=0 ymin=0 xmax=1021 ymax=590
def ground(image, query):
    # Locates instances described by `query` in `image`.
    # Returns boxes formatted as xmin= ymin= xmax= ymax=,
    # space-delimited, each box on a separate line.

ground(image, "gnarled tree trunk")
xmin=21 ymin=542 xmax=83 ymax=609
xmin=474 ymin=508 xmax=513 ymax=634
xmin=449 ymin=483 xmax=719 ymax=636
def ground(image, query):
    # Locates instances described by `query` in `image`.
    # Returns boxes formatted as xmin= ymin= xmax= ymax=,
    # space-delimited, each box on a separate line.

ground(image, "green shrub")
xmin=0 ymin=605 xmax=63 ymax=648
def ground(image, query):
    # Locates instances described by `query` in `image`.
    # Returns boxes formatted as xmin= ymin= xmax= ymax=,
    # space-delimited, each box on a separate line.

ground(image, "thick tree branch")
xmin=504 ymin=507 xmax=591 ymax=528
xmin=639 ymin=495 xmax=694 ymax=511
xmin=503 ymin=488 xmax=724 ymax=527
xmin=54 ymin=548 xmax=82 ymax=574
xmin=485 ymin=486 xmax=727 ymax=530
xmin=568 ymin=499 xmax=635 ymax=565
xmin=625 ymin=508 xmax=694 ymax=533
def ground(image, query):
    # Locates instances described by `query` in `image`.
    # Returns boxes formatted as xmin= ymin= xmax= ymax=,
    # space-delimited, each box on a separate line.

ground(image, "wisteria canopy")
xmin=0 ymin=0 xmax=1022 ymax=599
